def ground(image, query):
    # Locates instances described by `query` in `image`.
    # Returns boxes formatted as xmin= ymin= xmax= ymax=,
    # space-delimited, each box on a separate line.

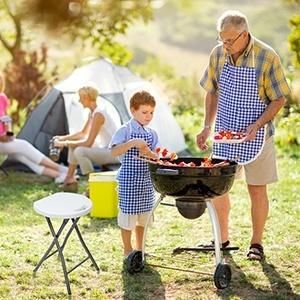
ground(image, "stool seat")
xmin=34 ymin=192 xmax=92 ymax=219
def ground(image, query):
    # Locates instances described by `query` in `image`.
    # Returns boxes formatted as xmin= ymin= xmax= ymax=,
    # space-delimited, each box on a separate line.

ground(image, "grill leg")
xmin=206 ymin=200 xmax=223 ymax=265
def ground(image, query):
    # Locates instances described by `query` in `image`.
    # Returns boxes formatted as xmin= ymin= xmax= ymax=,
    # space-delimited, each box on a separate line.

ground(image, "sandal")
xmin=247 ymin=243 xmax=264 ymax=261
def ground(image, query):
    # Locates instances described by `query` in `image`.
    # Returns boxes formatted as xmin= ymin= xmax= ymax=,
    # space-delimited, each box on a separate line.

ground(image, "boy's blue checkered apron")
xmin=213 ymin=45 xmax=267 ymax=165
xmin=117 ymin=125 xmax=155 ymax=214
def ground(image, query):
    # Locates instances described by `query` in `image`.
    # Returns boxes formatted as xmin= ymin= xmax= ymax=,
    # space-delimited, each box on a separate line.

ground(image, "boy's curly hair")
xmin=130 ymin=91 xmax=156 ymax=110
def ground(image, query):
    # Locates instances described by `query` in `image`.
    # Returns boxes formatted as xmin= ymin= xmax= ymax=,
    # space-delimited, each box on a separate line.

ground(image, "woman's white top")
xmin=92 ymin=106 xmax=117 ymax=148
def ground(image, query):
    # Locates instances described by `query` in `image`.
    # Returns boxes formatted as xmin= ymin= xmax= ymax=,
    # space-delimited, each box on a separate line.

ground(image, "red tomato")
xmin=214 ymin=133 xmax=222 ymax=140
xmin=219 ymin=130 xmax=226 ymax=136
xmin=161 ymin=148 xmax=168 ymax=157
xmin=225 ymin=132 xmax=233 ymax=139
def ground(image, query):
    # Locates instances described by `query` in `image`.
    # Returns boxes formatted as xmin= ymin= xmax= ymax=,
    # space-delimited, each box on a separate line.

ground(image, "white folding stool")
xmin=33 ymin=192 xmax=100 ymax=295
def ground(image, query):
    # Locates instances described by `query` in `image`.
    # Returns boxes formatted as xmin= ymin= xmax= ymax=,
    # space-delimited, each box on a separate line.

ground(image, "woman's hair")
xmin=217 ymin=10 xmax=249 ymax=32
xmin=0 ymin=72 xmax=5 ymax=93
xmin=78 ymin=86 xmax=99 ymax=101
xmin=130 ymin=91 xmax=156 ymax=110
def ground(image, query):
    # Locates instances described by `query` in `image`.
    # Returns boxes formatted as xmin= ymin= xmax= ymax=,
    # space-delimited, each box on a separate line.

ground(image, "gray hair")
xmin=217 ymin=10 xmax=249 ymax=32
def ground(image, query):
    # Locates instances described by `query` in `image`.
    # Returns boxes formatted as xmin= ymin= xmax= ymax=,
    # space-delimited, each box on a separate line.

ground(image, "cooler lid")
xmin=89 ymin=171 xmax=117 ymax=182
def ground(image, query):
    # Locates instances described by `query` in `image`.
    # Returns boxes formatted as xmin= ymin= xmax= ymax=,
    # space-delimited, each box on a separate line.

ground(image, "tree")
xmin=0 ymin=0 xmax=51 ymax=125
xmin=0 ymin=0 xmax=154 ymax=125
xmin=288 ymin=15 xmax=300 ymax=67
xmin=19 ymin=0 xmax=154 ymax=65
xmin=283 ymin=0 xmax=300 ymax=67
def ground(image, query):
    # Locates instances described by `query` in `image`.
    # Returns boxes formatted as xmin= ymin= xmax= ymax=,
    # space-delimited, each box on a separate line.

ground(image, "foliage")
xmin=282 ymin=0 xmax=300 ymax=67
xmin=132 ymin=56 xmax=204 ymax=111
xmin=6 ymin=99 xmax=27 ymax=133
xmin=174 ymin=107 xmax=205 ymax=155
xmin=19 ymin=0 xmax=154 ymax=65
xmin=154 ymin=0 xmax=295 ymax=59
xmin=0 ymin=1 xmax=55 ymax=125
xmin=0 ymin=0 xmax=154 ymax=127
xmin=3 ymin=46 xmax=55 ymax=126
xmin=288 ymin=15 xmax=300 ymax=67
xmin=132 ymin=55 xmax=176 ymax=80
xmin=275 ymin=105 xmax=300 ymax=158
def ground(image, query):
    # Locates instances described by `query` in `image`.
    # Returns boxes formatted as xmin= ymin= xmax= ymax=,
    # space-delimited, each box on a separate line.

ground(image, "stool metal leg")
xmin=34 ymin=218 xmax=72 ymax=294
xmin=46 ymin=217 xmax=72 ymax=295
xmin=72 ymin=218 xmax=100 ymax=271
xmin=34 ymin=216 xmax=99 ymax=295
xmin=0 ymin=165 xmax=8 ymax=176
xmin=33 ymin=219 xmax=69 ymax=272
xmin=60 ymin=218 xmax=80 ymax=251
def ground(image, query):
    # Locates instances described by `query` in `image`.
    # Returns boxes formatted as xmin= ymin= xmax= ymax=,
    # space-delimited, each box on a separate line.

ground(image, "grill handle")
xmin=156 ymin=168 xmax=179 ymax=175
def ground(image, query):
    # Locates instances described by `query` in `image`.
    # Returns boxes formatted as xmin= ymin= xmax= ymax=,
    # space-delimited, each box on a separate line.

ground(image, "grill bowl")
xmin=148 ymin=157 xmax=238 ymax=201
xmin=175 ymin=198 xmax=207 ymax=219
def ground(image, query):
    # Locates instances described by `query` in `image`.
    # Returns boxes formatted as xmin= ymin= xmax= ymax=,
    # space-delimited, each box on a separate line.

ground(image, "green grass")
xmin=0 ymin=156 xmax=299 ymax=300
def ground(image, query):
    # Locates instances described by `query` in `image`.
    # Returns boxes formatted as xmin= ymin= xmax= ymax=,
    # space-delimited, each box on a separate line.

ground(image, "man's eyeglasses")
xmin=216 ymin=31 xmax=244 ymax=46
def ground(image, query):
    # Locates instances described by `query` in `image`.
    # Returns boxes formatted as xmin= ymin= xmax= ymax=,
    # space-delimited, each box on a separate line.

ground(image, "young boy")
xmin=110 ymin=91 xmax=159 ymax=258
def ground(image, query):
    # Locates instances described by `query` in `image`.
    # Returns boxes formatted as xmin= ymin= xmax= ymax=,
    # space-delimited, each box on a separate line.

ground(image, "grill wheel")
xmin=126 ymin=250 xmax=144 ymax=274
xmin=214 ymin=263 xmax=232 ymax=289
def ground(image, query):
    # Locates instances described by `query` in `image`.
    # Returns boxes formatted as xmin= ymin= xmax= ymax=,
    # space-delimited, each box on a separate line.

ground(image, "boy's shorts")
xmin=235 ymin=136 xmax=278 ymax=185
xmin=118 ymin=211 xmax=153 ymax=230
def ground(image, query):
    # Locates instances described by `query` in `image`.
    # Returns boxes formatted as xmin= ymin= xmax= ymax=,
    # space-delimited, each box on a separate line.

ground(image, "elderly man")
xmin=196 ymin=10 xmax=290 ymax=260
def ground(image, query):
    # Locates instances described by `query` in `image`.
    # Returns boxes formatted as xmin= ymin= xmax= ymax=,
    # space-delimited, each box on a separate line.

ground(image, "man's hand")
xmin=196 ymin=127 xmax=211 ymax=151
xmin=244 ymin=122 xmax=261 ymax=141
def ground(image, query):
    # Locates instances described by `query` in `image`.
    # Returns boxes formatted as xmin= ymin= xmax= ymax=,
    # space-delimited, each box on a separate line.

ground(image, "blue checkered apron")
xmin=213 ymin=48 xmax=267 ymax=165
xmin=117 ymin=126 xmax=155 ymax=214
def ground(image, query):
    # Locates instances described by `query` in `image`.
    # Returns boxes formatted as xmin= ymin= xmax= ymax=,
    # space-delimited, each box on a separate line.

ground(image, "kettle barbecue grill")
xmin=126 ymin=157 xmax=239 ymax=289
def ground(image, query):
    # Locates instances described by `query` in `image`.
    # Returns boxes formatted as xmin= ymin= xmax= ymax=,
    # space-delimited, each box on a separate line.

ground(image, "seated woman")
xmin=54 ymin=86 xmax=118 ymax=186
xmin=0 ymin=72 xmax=67 ymax=181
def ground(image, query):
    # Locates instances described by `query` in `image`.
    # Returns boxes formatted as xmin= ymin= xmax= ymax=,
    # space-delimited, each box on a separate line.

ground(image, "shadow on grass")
xmin=217 ymin=254 xmax=300 ymax=299
xmin=84 ymin=217 xmax=118 ymax=232
xmin=122 ymin=263 xmax=165 ymax=300
xmin=260 ymin=259 xmax=300 ymax=299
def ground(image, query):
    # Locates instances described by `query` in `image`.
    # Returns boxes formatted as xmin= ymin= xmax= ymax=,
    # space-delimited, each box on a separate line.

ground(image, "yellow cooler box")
xmin=89 ymin=171 xmax=118 ymax=218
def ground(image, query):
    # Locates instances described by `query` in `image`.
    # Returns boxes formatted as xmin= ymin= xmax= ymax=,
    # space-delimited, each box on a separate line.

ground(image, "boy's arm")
xmin=111 ymin=138 xmax=158 ymax=159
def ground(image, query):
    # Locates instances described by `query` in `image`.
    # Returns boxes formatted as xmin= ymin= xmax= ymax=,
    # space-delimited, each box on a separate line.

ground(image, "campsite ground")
xmin=0 ymin=155 xmax=299 ymax=300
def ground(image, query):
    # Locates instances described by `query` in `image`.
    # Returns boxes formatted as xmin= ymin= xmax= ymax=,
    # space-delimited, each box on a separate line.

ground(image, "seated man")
xmin=54 ymin=86 xmax=118 ymax=187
